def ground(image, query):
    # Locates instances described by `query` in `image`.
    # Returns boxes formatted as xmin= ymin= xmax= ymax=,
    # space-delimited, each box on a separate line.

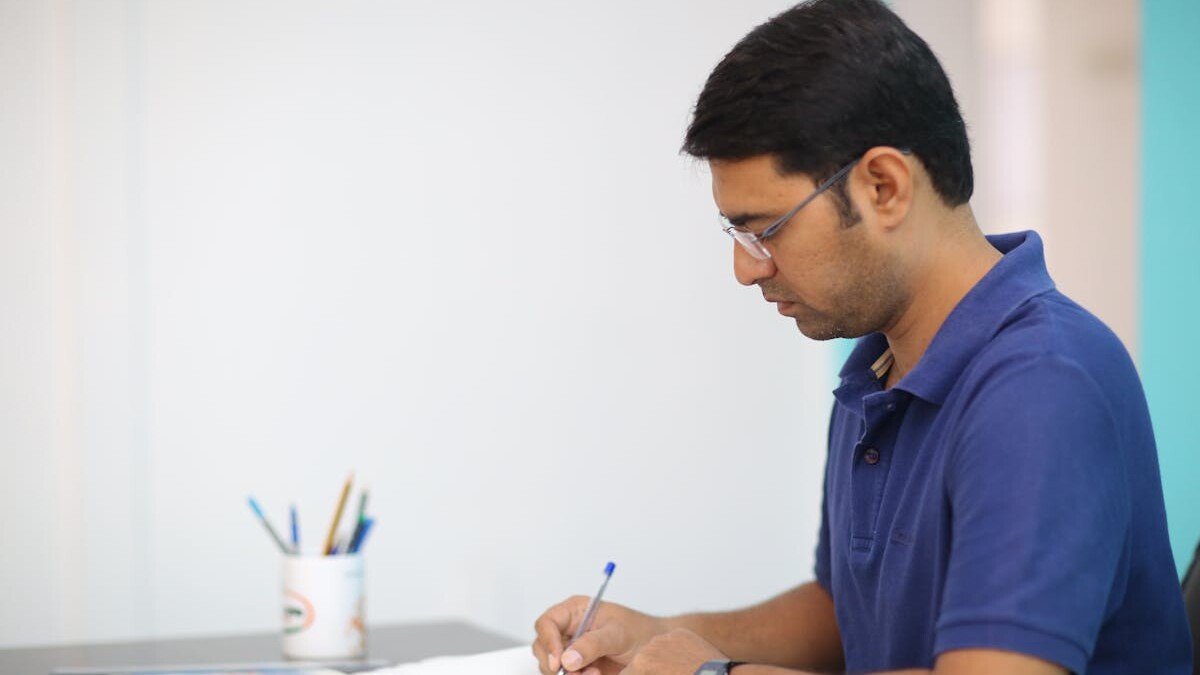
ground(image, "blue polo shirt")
xmin=814 ymin=231 xmax=1192 ymax=674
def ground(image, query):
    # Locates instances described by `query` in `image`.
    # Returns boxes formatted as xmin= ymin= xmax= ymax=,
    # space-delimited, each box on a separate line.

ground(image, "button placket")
xmin=848 ymin=392 xmax=902 ymax=557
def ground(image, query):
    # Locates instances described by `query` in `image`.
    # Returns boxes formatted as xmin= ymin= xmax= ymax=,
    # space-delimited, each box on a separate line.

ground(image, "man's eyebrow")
xmin=720 ymin=210 xmax=777 ymax=228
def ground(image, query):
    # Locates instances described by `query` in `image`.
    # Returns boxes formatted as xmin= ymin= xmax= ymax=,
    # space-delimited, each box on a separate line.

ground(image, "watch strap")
xmin=695 ymin=660 xmax=748 ymax=675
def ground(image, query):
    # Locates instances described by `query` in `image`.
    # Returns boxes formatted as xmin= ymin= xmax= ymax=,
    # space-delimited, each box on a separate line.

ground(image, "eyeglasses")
xmin=720 ymin=157 xmax=861 ymax=261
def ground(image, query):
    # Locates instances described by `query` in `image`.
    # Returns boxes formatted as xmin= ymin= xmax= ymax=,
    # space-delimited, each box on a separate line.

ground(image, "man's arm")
xmin=534 ymin=585 xmax=1069 ymax=675
xmin=623 ymin=629 xmax=1066 ymax=675
xmin=666 ymin=581 xmax=843 ymax=673
xmin=731 ymin=650 xmax=1066 ymax=675
xmin=532 ymin=581 xmax=843 ymax=675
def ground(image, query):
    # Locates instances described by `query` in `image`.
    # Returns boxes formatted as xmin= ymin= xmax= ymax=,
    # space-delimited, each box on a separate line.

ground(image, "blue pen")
xmin=349 ymin=517 xmax=374 ymax=554
xmin=290 ymin=504 xmax=299 ymax=553
xmin=248 ymin=497 xmax=292 ymax=554
xmin=558 ymin=562 xmax=616 ymax=675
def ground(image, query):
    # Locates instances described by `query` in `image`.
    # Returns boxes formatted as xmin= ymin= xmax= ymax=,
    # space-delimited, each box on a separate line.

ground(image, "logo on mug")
xmin=283 ymin=589 xmax=315 ymax=634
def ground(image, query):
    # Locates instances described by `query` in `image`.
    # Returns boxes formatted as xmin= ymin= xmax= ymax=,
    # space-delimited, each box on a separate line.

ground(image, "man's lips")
xmin=765 ymin=297 xmax=799 ymax=315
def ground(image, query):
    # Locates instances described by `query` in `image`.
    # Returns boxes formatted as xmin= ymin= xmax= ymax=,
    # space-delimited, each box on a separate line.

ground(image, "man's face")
xmin=710 ymin=154 xmax=906 ymax=340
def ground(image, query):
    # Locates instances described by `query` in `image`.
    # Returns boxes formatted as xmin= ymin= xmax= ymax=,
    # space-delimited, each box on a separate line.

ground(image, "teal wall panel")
xmin=1142 ymin=0 xmax=1200 ymax=574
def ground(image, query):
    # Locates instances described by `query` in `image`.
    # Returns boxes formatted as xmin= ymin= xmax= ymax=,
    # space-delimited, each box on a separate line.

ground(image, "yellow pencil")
xmin=323 ymin=473 xmax=354 ymax=555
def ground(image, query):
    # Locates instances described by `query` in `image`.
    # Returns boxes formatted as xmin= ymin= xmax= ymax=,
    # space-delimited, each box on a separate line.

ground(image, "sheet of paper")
xmin=367 ymin=646 xmax=536 ymax=675
xmin=54 ymin=666 xmax=349 ymax=675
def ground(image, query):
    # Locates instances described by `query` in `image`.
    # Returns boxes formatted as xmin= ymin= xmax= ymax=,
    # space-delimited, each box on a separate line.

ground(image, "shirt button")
xmin=864 ymin=447 xmax=881 ymax=465
xmin=886 ymin=402 xmax=897 ymax=412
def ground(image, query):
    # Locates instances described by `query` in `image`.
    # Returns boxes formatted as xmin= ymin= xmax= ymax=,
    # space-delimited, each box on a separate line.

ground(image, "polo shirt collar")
xmin=835 ymin=230 xmax=1057 ymax=407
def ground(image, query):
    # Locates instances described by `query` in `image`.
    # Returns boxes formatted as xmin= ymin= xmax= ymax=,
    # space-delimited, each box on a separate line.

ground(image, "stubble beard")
xmin=793 ymin=236 xmax=907 ymax=342
xmin=797 ymin=270 xmax=905 ymax=341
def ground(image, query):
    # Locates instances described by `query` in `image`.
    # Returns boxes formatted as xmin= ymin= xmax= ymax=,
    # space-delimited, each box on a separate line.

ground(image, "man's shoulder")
xmin=975 ymin=288 xmax=1135 ymax=384
xmin=948 ymin=288 xmax=1145 ymax=426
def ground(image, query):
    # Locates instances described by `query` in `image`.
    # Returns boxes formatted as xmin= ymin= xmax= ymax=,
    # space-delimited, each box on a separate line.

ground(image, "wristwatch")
xmin=695 ymin=660 xmax=747 ymax=675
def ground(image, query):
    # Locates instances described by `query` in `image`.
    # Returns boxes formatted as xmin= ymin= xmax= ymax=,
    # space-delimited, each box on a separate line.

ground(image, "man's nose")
xmin=733 ymin=243 xmax=776 ymax=286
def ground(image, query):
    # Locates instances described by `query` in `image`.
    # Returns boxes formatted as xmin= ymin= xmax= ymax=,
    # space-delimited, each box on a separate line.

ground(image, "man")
xmin=532 ymin=0 xmax=1193 ymax=674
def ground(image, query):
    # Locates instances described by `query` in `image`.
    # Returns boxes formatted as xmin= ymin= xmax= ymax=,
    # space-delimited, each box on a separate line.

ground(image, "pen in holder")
xmin=281 ymin=554 xmax=366 ymax=661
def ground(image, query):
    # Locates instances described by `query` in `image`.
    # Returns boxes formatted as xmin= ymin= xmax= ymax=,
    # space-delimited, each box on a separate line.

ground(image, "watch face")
xmin=696 ymin=664 xmax=726 ymax=675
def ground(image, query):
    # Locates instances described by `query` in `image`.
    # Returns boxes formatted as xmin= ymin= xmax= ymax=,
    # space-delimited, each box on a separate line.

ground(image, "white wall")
xmin=0 ymin=0 xmax=1139 ymax=651
xmin=894 ymin=0 xmax=1140 ymax=354
xmin=1 ymin=0 xmax=832 ymax=648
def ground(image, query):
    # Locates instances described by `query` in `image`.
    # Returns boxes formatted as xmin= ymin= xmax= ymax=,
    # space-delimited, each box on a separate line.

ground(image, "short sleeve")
xmin=935 ymin=355 xmax=1131 ymax=673
xmin=814 ymin=404 xmax=836 ymax=592
xmin=814 ymin=479 xmax=832 ymax=592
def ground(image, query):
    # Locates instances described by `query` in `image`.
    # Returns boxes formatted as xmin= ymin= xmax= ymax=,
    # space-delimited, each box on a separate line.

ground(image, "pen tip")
xmin=604 ymin=561 xmax=616 ymax=575
xmin=248 ymin=497 xmax=262 ymax=517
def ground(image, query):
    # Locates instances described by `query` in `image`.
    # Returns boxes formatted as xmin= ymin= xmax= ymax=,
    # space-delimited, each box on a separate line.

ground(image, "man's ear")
xmin=856 ymin=146 xmax=913 ymax=230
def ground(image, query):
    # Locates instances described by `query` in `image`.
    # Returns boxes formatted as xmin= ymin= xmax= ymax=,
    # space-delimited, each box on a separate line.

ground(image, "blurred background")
xmin=1 ymin=0 xmax=1196 ymax=650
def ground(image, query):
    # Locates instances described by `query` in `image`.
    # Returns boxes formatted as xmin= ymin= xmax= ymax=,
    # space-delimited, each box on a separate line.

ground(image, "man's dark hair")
xmin=683 ymin=0 xmax=973 ymax=210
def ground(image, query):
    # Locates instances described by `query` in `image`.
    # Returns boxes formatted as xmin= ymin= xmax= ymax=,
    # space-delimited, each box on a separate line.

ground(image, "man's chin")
xmin=793 ymin=318 xmax=840 ymax=341
xmin=794 ymin=318 xmax=866 ymax=341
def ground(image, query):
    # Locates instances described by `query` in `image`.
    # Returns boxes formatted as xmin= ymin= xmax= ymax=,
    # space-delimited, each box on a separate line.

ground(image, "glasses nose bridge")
xmin=724 ymin=226 xmax=772 ymax=261
xmin=741 ymin=236 xmax=772 ymax=261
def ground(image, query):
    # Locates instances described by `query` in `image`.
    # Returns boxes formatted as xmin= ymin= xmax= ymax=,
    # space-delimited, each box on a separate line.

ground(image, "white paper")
xmin=367 ymin=646 xmax=537 ymax=675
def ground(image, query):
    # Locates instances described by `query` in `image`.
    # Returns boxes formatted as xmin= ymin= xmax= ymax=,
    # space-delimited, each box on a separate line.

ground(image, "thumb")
xmin=560 ymin=623 xmax=627 ymax=672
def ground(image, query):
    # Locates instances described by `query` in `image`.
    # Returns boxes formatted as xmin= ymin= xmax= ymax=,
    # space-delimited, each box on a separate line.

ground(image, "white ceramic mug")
xmin=281 ymin=555 xmax=366 ymax=660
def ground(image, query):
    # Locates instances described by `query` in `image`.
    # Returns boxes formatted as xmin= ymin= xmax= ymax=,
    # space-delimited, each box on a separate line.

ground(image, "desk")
xmin=0 ymin=620 xmax=520 ymax=675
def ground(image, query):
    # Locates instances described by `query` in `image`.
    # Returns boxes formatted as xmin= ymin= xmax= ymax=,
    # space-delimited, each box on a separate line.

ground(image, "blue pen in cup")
xmin=290 ymin=503 xmax=300 ymax=553
xmin=349 ymin=517 xmax=374 ymax=554
xmin=559 ymin=562 xmax=616 ymax=675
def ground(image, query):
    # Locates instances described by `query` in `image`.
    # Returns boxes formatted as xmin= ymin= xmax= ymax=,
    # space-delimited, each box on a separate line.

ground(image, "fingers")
xmin=560 ymin=620 xmax=626 ymax=673
xmin=531 ymin=639 xmax=554 ymax=675
xmin=533 ymin=596 xmax=590 ymax=674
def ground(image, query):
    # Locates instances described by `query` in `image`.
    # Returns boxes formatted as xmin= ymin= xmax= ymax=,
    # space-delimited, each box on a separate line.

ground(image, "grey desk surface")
xmin=0 ymin=620 xmax=522 ymax=675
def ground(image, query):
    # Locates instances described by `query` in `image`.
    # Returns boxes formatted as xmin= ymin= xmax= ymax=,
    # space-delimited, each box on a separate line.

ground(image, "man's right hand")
xmin=532 ymin=596 xmax=670 ymax=675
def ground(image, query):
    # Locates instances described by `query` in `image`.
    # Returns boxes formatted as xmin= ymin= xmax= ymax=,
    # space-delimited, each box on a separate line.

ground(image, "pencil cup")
xmin=281 ymin=555 xmax=366 ymax=660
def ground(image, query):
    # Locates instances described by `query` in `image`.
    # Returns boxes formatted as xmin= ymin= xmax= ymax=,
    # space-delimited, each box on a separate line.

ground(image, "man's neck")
xmin=881 ymin=222 xmax=1002 ymax=389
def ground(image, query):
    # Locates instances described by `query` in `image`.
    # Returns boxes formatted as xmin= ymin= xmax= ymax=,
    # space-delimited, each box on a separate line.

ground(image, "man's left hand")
xmin=618 ymin=627 xmax=727 ymax=675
